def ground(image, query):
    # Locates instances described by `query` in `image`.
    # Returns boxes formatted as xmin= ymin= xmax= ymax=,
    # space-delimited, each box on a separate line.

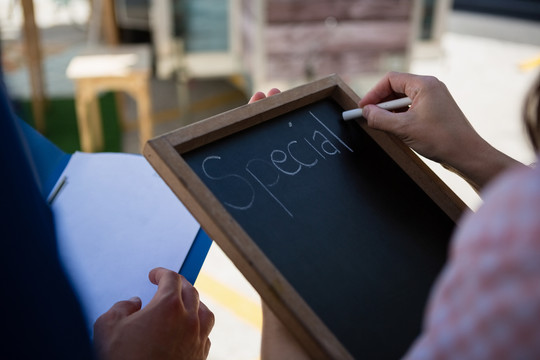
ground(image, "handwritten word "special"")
xmin=201 ymin=111 xmax=353 ymax=217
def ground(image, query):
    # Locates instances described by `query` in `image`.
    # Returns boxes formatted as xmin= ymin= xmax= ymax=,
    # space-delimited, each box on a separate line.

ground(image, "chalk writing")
xmin=200 ymin=111 xmax=353 ymax=217
xmin=201 ymin=156 xmax=255 ymax=210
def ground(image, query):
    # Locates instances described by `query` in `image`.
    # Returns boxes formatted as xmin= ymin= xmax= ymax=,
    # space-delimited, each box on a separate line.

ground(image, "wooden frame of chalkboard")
xmin=144 ymin=74 xmax=467 ymax=359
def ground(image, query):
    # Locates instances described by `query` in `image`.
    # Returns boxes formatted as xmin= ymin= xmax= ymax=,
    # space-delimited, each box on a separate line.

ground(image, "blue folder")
xmin=19 ymin=119 xmax=211 ymax=284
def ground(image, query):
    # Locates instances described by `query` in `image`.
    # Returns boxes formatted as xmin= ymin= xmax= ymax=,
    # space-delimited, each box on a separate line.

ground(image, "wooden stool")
xmin=66 ymin=45 xmax=153 ymax=152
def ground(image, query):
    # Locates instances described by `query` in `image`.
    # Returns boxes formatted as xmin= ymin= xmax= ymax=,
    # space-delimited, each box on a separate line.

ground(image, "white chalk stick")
xmin=342 ymin=97 xmax=412 ymax=121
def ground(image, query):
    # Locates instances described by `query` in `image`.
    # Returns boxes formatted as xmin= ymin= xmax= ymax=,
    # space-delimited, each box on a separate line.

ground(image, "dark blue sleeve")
xmin=0 ymin=81 xmax=93 ymax=359
xmin=17 ymin=117 xmax=71 ymax=197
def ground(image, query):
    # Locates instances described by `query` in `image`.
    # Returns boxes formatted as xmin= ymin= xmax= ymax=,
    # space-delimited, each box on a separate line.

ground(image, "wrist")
xmin=444 ymin=139 xmax=522 ymax=192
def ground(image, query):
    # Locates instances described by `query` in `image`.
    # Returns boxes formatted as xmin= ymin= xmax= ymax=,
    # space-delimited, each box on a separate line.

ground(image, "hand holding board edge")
xmin=143 ymin=75 xmax=467 ymax=359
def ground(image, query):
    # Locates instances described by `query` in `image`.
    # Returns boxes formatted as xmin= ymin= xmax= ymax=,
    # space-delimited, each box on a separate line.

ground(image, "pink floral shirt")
xmin=406 ymin=160 xmax=540 ymax=359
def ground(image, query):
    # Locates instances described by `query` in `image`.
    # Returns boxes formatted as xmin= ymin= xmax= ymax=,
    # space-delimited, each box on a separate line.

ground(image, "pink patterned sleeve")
xmin=404 ymin=163 xmax=540 ymax=359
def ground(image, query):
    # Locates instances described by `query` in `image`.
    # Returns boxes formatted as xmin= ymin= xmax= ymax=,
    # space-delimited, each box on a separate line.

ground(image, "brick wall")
xmin=242 ymin=0 xmax=415 ymax=85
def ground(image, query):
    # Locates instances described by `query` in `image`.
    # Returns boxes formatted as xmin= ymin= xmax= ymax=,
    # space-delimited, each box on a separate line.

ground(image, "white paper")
xmin=51 ymin=152 xmax=200 ymax=332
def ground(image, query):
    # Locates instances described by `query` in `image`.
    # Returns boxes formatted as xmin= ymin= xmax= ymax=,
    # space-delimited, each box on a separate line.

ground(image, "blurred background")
xmin=2 ymin=1 xmax=540 ymax=359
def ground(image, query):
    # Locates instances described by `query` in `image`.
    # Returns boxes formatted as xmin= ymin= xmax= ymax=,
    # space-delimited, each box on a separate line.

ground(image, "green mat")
xmin=14 ymin=92 xmax=122 ymax=153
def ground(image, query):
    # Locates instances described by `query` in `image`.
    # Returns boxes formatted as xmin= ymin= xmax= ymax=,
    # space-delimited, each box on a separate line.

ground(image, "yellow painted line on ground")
xmin=152 ymin=107 xmax=182 ymax=123
xmin=520 ymin=54 xmax=540 ymax=71
xmin=196 ymin=271 xmax=262 ymax=331
xmin=122 ymin=88 xmax=246 ymax=130
xmin=189 ymin=88 xmax=246 ymax=113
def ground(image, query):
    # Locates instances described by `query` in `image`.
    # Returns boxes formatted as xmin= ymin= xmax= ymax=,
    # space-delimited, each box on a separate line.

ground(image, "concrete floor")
xmin=2 ymin=2 xmax=540 ymax=358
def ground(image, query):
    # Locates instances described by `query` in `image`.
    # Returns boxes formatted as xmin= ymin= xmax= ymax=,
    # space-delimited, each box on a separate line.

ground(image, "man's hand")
xmin=94 ymin=267 xmax=214 ymax=360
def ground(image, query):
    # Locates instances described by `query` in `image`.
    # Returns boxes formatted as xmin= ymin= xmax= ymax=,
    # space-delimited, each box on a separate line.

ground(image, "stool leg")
xmin=89 ymin=95 xmax=104 ymax=151
xmin=75 ymin=86 xmax=94 ymax=152
xmin=135 ymin=79 xmax=153 ymax=150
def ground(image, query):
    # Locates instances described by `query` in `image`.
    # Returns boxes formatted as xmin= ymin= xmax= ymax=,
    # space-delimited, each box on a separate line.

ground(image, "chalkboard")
xmin=144 ymin=75 xmax=467 ymax=359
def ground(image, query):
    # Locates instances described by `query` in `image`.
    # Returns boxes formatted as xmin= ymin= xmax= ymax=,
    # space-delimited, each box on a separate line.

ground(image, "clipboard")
xmin=19 ymin=119 xmax=211 ymax=328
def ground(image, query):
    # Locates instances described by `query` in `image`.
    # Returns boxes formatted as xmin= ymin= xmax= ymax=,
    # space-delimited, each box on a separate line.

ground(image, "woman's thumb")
xmin=362 ymin=104 xmax=399 ymax=133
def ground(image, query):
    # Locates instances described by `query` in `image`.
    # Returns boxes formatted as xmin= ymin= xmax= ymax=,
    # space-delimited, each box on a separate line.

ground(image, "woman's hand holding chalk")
xmin=342 ymin=97 xmax=412 ymax=121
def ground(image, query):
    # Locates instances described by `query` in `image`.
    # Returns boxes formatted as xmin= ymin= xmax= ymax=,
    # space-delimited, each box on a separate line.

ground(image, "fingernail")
xmin=362 ymin=105 xmax=371 ymax=117
xmin=129 ymin=296 xmax=141 ymax=303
